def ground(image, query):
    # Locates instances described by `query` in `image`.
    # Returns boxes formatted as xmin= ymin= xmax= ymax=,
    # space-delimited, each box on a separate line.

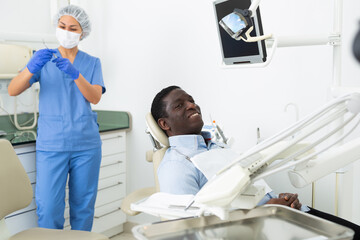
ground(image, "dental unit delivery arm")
xmin=194 ymin=93 xmax=360 ymax=208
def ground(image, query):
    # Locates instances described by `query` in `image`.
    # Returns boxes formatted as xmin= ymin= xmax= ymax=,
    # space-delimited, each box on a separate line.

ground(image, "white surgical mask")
xmin=56 ymin=28 xmax=81 ymax=49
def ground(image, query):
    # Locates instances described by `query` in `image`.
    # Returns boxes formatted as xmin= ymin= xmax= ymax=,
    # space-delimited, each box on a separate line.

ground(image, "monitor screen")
xmin=213 ymin=0 xmax=267 ymax=64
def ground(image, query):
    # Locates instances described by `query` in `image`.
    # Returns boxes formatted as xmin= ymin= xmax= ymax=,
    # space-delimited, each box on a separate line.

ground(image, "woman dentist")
xmin=8 ymin=5 xmax=105 ymax=231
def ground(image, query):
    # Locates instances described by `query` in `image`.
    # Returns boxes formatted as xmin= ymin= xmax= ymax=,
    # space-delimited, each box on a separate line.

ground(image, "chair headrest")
xmin=145 ymin=112 xmax=169 ymax=147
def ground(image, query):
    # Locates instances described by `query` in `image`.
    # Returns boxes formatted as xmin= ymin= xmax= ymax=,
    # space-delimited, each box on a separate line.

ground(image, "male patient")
xmin=151 ymin=85 xmax=360 ymax=237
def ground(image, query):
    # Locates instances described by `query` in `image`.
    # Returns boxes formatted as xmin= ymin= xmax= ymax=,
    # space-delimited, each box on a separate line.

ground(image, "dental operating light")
xmin=219 ymin=0 xmax=271 ymax=42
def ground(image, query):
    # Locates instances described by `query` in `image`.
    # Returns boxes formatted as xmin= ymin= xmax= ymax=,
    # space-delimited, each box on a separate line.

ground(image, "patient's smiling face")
xmin=158 ymin=88 xmax=204 ymax=136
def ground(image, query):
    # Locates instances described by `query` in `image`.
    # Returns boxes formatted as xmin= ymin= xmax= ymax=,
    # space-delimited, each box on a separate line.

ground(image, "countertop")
xmin=0 ymin=110 xmax=130 ymax=146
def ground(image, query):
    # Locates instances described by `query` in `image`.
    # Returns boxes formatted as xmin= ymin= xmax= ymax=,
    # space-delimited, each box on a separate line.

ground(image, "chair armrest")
xmin=121 ymin=187 xmax=157 ymax=216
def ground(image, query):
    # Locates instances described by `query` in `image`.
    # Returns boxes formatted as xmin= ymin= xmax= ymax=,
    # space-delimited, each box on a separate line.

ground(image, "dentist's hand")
xmin=52 ymin=57 xmax=80 ymax=80
xmin=27 ymin=49 xmax=57 ymax=74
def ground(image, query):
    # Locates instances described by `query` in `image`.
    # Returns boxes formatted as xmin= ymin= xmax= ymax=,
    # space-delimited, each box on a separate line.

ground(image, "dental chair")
xmin=121 ymin=113 xmax=169 ymax=216
xmin=0 ymin=139 xmax=109 ymax=240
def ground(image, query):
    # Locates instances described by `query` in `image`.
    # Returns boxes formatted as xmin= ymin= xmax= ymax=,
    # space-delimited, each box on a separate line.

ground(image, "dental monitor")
xmin=213 ymin=0 xmax=267 ymax=64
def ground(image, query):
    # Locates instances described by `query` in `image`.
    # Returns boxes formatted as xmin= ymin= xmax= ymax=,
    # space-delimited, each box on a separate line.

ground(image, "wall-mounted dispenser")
xmin=0 ymin=43 xmax=32 ymax=79
xmin=0 ymin=43 xmax=37 ymax=130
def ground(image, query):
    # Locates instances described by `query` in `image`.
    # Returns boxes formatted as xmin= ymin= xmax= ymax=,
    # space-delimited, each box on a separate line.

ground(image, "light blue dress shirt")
xmin=158 ymin=134 xmax=309 ymax=212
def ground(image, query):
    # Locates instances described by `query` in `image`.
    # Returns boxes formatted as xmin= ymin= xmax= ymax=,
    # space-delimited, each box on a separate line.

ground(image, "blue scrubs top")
xmin=30 ymin=49 xmax=106 ymax=152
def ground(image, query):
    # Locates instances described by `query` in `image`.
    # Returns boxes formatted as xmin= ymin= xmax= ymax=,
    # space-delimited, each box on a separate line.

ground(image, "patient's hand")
xmin=266 ymin=193 xmax=302 ymax=210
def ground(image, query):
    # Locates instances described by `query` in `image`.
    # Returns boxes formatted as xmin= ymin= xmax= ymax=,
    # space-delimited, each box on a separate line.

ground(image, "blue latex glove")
xmin=52 ymin=57 xmax=80 ymax=80
xmin=27 ymin=49 xmax=57 ymax=74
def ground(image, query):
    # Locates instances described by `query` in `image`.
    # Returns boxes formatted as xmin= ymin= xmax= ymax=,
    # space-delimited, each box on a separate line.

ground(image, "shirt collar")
xmin=169 ymin=135 xmax=207 ymax=152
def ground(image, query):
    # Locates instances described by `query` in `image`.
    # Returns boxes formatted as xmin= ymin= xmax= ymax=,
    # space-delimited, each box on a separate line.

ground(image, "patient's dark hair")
xmin=151 ymin=85 xmax=180 ymax=123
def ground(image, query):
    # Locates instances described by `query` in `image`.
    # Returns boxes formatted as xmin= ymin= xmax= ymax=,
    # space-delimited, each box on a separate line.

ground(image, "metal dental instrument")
xmin=184 ymin=200 xmax=195 ymax=211
xmin=42 ymin=39 xmax=57 ymax=58
xmin=169 ymin=204 xmax=199 ymax=211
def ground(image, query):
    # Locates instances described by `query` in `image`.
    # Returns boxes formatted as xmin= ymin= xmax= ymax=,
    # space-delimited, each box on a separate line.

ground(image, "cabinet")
xmin=5 ymin=130 xmax=127 ymax=238
xmin=65 ymin=131 xmax=127 ymax=236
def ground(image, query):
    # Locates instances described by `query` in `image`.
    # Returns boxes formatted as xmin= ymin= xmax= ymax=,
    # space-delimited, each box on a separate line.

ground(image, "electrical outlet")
xmin=0 ymin=79 xmax=10 ymax=94
xmin=0 ymin=82 xmax=5 ymax=93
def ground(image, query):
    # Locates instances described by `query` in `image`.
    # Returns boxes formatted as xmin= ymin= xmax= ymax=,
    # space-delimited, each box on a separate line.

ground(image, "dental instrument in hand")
xmin=42 ymin=39 xmax=57 ymax=58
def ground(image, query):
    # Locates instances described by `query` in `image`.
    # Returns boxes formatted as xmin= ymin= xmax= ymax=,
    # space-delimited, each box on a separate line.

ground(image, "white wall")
xmin=89 ymin=0 xmax=360 ymax=224
xmin=1 ymin=0 xmax=360 ymax=224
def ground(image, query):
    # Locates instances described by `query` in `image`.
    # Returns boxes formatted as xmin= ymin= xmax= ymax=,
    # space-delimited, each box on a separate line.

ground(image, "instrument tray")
xmin=132 ymin=205 xmax=354 ymax=240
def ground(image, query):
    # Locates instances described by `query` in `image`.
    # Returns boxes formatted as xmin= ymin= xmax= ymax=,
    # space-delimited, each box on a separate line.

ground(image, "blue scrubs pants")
xmin=35 ymin=147 xmax=101 ymax=231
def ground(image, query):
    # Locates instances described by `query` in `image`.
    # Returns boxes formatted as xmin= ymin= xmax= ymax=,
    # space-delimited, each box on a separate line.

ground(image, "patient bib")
xmin=191 ymin=148 xmax=238 ymax=180
xmin=191 ymin=148 xmax=272 ymax=193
